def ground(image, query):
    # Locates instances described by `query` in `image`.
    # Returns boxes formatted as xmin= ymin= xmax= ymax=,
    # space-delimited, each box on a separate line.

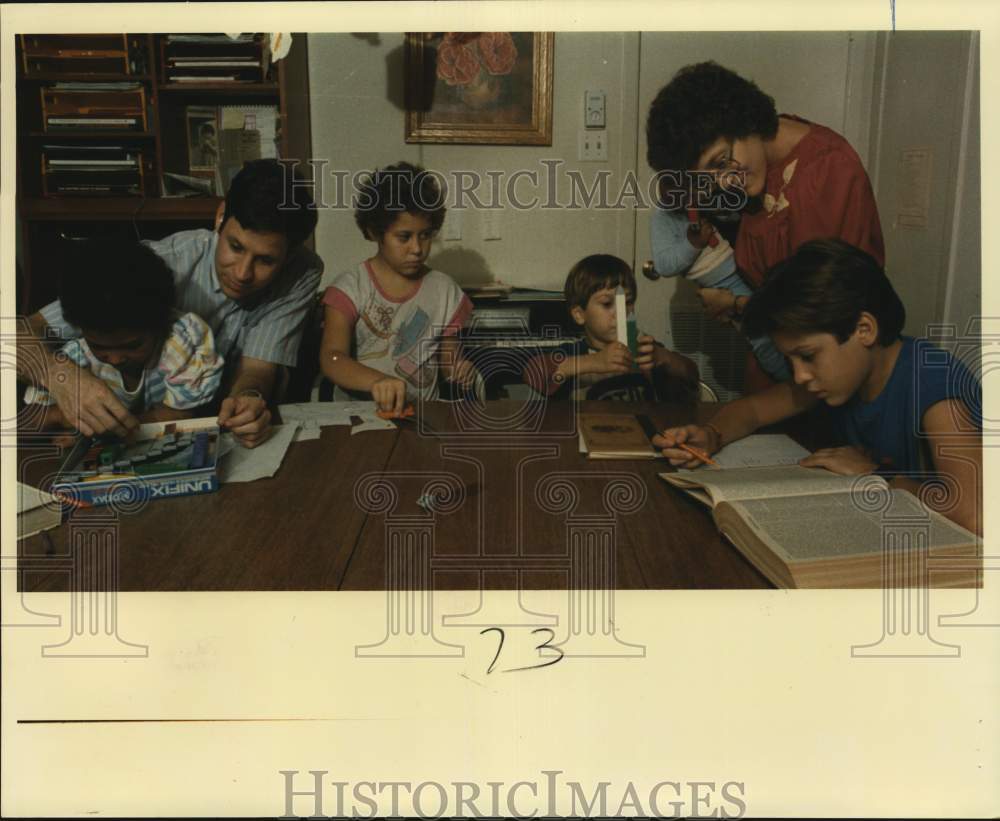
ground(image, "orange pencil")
xmin=677 ymin=441 xmax=720 ymax=468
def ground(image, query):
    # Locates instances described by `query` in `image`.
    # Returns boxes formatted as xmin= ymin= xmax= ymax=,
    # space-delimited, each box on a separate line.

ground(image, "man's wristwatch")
xmin=237 ymin=389 xmax=264 ymax=401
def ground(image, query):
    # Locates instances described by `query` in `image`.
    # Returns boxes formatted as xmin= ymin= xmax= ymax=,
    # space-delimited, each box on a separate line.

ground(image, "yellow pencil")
xmin=677 ymin=441 xmax=720 ymax=468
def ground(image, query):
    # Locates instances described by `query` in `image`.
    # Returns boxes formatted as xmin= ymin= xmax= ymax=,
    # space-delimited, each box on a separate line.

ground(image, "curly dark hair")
xmin=223 ymin=158 xmax=318 ymax=249
xmin=646 ymin=61 xmax=779 ymax=173
xmin=742 ymin=239 xmax=905 ymax=346
xmin=59 ymin=239 xmax=176 ymax=336
xmin=564 ymin=254 xmax=637 ymax=312
xmin=354 ymin=161 xmax=447 ymax=240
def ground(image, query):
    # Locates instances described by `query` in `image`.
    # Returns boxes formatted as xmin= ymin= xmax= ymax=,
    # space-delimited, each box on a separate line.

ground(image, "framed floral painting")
xmin=404 ymin=32 xmax=554 ymax=145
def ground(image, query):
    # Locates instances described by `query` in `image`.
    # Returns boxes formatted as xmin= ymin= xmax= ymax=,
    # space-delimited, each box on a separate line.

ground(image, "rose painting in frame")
xmin=405 ymin=32 xmax=553 ymax=145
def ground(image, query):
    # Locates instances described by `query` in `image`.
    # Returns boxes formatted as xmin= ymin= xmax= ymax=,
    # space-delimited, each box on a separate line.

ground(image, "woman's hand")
xmin=696 ymin=287 xmax=738 ymax=324
xmin=686 ymin=218 xmax=715 ymax=250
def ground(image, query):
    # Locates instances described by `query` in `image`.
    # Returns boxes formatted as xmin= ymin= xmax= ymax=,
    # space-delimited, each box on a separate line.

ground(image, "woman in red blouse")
xmin=646 ymin=61 xmax=885 ymax=390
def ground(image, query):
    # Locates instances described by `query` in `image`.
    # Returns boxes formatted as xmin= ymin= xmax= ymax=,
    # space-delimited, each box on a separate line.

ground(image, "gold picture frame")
xmin=405 ymin=32 xmax=554 ymax=145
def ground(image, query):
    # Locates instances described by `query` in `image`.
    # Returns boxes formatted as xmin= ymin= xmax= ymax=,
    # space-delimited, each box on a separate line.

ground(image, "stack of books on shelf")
xmin=20 ymin=33 xmax=135 ymax=75
xmin=164 ymin=34 xmax=268 ymax=83
xmin=42 ymin=144 xmax=143 ymax=196
xmin=42 ymin=82 xmax=147 ymax=131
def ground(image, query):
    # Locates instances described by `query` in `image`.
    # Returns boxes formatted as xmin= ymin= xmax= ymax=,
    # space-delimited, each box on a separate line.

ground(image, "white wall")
xmin=868 ymin=31 xmax=980 ymax=342
xmin=305 ymin=32 xmax=979 ymax=377
xmin=307 ymin=32 xmax=639 ymax=291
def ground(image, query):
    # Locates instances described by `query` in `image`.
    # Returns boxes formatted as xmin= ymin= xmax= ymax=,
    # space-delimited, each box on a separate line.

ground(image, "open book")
xmin=660 ymin=465 xmax=980 ymax=588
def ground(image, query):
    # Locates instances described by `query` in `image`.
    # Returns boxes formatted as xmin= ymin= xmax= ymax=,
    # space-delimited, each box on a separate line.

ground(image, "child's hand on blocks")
xmin=49 ymin=365 xmax=140 ymax=438
xmin=593 ymin=341 xmax=632 ymax=375
xmin=653 ymin=424 xmax=720 ymax=468
xmin=371 ymin=376 xmax=407 ymax=416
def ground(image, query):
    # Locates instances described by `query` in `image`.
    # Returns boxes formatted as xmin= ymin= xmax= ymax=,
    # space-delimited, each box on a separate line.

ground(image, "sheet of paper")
xmin=291 ymin=420 xmax=322 ymax=441
xmin=219 ymin=422 xmax=299 ymax=483
xmin=279 ymin=400 xmax=384 ymax=428
xmin=350 ymin=417 xmax=397 ymax=435
xmin=713 ymin=434 xmax=810 ymax=468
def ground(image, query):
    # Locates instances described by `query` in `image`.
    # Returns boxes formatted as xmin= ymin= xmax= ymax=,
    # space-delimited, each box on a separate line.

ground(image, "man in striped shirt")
xmin=21 ymin=159 xmax=322 ymax=448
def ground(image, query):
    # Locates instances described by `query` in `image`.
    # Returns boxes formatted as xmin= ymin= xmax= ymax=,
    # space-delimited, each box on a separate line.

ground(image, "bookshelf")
xmin=15 ymin=33 xmax=313 ymax=313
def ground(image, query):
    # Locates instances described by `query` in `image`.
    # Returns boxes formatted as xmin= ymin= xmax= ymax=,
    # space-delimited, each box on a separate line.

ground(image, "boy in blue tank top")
xmin=655 ymin=239 xmax=982 ymax=535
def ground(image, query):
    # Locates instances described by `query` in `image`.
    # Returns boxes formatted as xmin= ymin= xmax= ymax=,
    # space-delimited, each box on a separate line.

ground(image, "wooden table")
xmin=17 ymin=401 xmax=773 ymax=592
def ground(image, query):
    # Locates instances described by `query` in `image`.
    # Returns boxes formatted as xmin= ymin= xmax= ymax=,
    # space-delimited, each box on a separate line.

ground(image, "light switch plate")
xmin=578 ymin=129 xmax=608 ymax=162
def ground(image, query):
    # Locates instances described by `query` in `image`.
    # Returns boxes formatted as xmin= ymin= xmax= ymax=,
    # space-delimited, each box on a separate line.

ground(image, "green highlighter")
xmin=626 ymin=313 xmax=639 ymax=358
xmin=615 ymin=285 xmax=640 ymax=360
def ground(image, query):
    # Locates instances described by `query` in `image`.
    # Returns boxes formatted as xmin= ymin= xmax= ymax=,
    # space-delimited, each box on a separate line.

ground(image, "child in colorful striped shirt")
xmin=25 ymin=240 xmax=224 ymax=430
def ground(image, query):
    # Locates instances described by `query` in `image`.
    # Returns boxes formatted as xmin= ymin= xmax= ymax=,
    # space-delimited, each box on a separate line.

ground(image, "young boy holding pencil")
xmin=655 ymin=239 xmax=982 ymax=535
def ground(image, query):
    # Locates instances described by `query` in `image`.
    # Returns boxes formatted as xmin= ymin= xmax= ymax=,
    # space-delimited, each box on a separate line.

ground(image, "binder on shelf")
xmin=20 ymin=34 xmax=134 ymax=75
xmin=41 ymin=84 xmax=148 ymax=131
xmin=161 ymin=33 xmax=269 ymax=84
xmin=41 ymin=144 xmax=145 ymax=197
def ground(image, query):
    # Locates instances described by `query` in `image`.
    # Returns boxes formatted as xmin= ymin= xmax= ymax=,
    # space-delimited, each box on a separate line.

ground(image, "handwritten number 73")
xmin=480 ymin=627 xmax=564 ymax=674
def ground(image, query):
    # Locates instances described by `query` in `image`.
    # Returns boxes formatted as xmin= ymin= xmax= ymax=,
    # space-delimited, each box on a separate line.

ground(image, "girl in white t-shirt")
xmin=320 ymin=162 xmax=476 ymax=414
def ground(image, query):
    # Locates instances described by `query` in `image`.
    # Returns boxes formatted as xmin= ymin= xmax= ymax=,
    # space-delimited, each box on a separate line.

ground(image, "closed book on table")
xmin=579 ymin=413 xmax=658 ymax=459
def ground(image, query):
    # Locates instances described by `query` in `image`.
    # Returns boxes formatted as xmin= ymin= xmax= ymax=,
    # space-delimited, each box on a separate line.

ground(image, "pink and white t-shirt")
xmin=323 ymin=261 xmax=473 ymax=401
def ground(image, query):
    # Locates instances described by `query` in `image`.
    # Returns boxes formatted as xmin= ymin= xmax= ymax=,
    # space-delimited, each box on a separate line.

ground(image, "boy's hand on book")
xmin=799 ymin=446 xmax=878 ymax=476
xmin=653 ymin=424 xmax=718 ymax=468
xmin=49 ymin=365 xmax=139 ymax=438
xmin=371 ymin=376 xmax=407 ymax=416
xmin=218 ymin=393 xmax=272 ymax=449
xmin=593 ymin=341 xmax=632 ymax=375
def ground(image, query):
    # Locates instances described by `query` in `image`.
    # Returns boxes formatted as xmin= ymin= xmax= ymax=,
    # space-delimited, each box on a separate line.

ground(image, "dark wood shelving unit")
xmin=16 ymin=33 xmax=313 ymax=313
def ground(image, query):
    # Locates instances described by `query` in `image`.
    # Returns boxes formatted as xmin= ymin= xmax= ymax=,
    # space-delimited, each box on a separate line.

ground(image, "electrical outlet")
xmin=578 ymin=129 xmax=608 ymax=162
xmin=482 ymin=210 xmax=502 ymax=240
